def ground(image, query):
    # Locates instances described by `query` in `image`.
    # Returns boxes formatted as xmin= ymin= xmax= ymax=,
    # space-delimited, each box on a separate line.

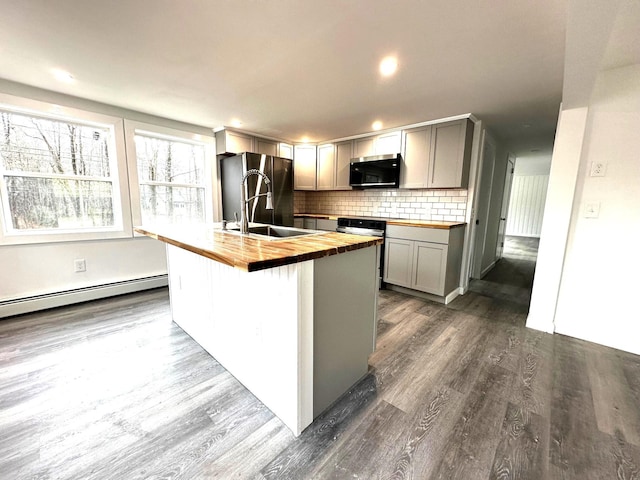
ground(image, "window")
xmin=0 ymin=94 xmax=131 ymax=244
xmin=125 ymin=121 xmax=215 ymax=227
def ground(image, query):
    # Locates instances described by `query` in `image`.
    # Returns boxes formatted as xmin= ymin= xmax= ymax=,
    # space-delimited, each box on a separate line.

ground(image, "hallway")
xmin=469 ymin=236 xmax=539 ymax=308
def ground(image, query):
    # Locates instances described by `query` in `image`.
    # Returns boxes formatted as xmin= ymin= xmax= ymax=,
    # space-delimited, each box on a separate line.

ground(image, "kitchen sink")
xmin=222 ymin=225 xmax=324 ymax=241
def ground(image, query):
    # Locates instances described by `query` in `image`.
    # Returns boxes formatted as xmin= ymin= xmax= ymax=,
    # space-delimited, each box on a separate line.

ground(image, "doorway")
xmin=468 ymin=154 xmax=550 ymax=309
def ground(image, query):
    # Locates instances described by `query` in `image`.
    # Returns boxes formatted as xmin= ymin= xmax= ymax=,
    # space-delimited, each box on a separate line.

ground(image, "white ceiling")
xmin=0 ymin=0 xmax=570 ymax=155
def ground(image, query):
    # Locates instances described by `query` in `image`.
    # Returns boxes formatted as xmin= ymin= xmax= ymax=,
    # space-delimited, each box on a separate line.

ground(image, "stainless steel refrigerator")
xmin=219 ymin=152 xmax=294 ymax=227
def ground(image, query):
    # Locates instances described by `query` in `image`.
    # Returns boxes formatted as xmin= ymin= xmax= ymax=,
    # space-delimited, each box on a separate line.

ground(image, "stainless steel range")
xmin=336 ymin=217 xmax=387 ymax=288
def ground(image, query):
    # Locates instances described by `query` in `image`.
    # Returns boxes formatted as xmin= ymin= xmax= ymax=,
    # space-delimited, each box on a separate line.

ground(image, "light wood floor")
xmin=1 ymin=275 xmax=639 ymax=478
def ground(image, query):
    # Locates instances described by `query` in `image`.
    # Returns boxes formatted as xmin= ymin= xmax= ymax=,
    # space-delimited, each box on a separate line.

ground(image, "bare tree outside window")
xmin=0 ymin=110 xmax=116 ymax=231
xmin=134 ymin=135 xmax=205 ymax=224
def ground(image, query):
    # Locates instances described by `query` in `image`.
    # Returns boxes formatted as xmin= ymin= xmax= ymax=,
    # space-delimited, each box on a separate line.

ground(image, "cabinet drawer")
xmin=386 ymin=225 xmax=449 ymax=244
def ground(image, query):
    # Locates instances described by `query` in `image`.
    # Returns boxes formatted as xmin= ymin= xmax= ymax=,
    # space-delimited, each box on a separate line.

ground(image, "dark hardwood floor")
xmin=469 ymin=235 xmax=539 ymax=307
xmin=2 ymin=264 xmax=639 ymax=478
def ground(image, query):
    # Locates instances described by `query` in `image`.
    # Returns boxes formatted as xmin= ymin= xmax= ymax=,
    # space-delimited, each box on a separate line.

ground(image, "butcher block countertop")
xmin=295 ymin=213 xmax=466 ymax=230
xmin=135 ymin=223 xmax=383 ymax=272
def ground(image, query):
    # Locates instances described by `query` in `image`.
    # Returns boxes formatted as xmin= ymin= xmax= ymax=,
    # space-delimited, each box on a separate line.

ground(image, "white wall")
xmin=514 ymin=154 xmax=552 ymax=175
xmin=0 ymin=80 xmax=213 ymax=310
xmin=505 ymin=154 xmax=551 ymax=237
xmin=553 ymin=64 xmax=640 ymax=354
xmin=527 ymin=106 xmax=588 ymax=334
xmin=0 ymin=237 xmax=167 ymax=301
xmin=480 ymin=141 xmax=509 ymax=275
xmin=505 ymin=175 xmax=549 ymax=237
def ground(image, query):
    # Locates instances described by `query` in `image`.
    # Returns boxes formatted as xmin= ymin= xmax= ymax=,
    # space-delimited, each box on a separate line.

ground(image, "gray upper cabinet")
xmin=215 ymin=129 xmax=254 ymax=155
xmin=354 ymin=137 xmax=375 ymax=157
xmin=255 ymin=138 xmax=278 ymax=156
xmin=374 ymin=131 xmax=401 ymax=154
xmin=278 ymin=143 xmax=294 ymax=159
xmin=429 ymin=119 xmax=474 ymax=189
xmin=401 ymin=119 xmax=474 ymax=189
xmin=354 ymin=131 xmax=402 ymax=158
xmin=293 ymin=144 xmax=317 ymax=190
xmin=216 ymin=129 xmax=293 ymax=159
xmin=335 ymin=140 xmax=353 ymax=190
xmin=316 ymin=144 xmax=336 ymax=190
xmin=401 ymin=125 xmax=432 ymax=189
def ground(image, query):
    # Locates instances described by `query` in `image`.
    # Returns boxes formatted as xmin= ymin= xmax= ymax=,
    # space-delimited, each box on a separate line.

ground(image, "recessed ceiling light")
xmin=379 ymin=56 xmax=398 ymax=77
xmin=372 ymin=121 xmax=383 ymax=131
xmin=231 ymin=119 xmax=243 ymax=128
xmin=51 ymin=68 xmax=75 ymax=84
xmin=301 ymin=136 xmax=310 ymax=143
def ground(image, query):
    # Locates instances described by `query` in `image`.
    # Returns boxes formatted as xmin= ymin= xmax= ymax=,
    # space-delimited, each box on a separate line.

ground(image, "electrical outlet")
xmin=74 ymin=259 xmax=86 ymax=272
xmin=584 ymin=202 xmax=600 ymax=218
xmin=590 ymin=162 xmax=606 ymax=177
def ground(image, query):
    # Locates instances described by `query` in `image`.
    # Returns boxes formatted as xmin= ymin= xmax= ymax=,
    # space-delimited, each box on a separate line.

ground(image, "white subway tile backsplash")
xmin=297 ymin=188 xmax=467 ymax=222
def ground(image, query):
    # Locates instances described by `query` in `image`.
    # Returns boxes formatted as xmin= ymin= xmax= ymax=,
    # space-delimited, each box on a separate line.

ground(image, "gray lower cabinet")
xmin=384 ymin=224 xmax=465 ymax=301
xmin=413 ymin=241 xmax=447 ymax=293
xmin=316 ymin=218 xmax=337 ymax=231
xmin=383 ymin=238 xmax=414 ymax=287
xmin=294 ymin=217 xmax=337 ymax=231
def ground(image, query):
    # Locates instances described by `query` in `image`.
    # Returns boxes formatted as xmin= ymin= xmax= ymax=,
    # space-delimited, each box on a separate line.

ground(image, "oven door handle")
xmin=336 ymin=226 xmax=384 ymax=237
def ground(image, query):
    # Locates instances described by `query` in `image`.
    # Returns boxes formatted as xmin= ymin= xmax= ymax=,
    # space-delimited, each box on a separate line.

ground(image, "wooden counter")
xmin=135 ymin=224 xmax=382 ymax=272
xmin=136 ymin=222 xmax=381 ymax=436
xmin=295 ymin=213 xmax=465 ymax=230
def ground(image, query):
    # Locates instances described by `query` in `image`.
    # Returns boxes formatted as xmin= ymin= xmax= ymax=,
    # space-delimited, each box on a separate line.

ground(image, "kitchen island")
xmin=135 ymin=224 xmax=382 ymax=436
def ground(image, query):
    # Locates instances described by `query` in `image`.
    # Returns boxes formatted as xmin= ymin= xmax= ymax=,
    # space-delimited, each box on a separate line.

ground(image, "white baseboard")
xmin=386 ymin=285 xmax=462 ymax=305
xmin=445 ymin=287 xmax=463 ymax=304
xmin=0 ymin=275 xmax=168 ymax=318
xmin=480 ymin=261 xmax=496 ymax=279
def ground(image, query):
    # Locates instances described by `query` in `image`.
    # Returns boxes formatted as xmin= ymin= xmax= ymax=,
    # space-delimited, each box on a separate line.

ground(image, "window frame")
xmin=0 ymin=93 xmax=132 ymax=245
xmin=124 ymin=120 xmax=216 ymax=232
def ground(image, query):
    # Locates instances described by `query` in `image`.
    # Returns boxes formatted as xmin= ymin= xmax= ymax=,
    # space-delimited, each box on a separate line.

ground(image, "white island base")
xmin=165 ymin=243 xmax=379 ymax=436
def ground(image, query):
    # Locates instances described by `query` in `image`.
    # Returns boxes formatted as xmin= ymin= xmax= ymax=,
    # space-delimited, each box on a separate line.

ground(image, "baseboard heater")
xmin=0 ymin=275 xmax=168 ymax=319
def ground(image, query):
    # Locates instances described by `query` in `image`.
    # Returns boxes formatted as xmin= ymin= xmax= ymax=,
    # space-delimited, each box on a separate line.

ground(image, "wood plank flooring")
xmin=1 ymin=282 xmax=639 ymax=478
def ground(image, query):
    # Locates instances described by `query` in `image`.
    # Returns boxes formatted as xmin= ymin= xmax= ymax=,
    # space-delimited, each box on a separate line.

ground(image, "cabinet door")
xmin=354 ymin=137 xmax=375 ymax=157
xmin=303 ymin=218 xmax=317 ymax=230
xmin=429 ymin=119 xmax=472 ymax=188
xmin=293 ymin=145 xmax=317 ymax=190
xmin=316 ymin=218 xmax=337 ymax=231
xmin=224 ymin=130 xmax=254 ymax=154
xmin=401 ymin=126 xmax=431 ymax=189
xmin=335 ymin=141 xmax=353 ymax=190
xmin=375 ymin=131 xmax=401 ymax=155
xmin=278 ymin=143 xmax=294 ymax=159
xmin=412 ymin=241 xmax=447 ymax=295
xmin=384 ymin=238 xmax=414 ymax=288
xmin=255 ymin=138 xmax=278 ymax=156
xmin=316 ymin=144 xmax=336 ymax=190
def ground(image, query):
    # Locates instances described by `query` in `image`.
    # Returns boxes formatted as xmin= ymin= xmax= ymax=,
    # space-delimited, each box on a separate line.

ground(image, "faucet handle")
xmin=234 ymin=212 xmax=239 ymax=225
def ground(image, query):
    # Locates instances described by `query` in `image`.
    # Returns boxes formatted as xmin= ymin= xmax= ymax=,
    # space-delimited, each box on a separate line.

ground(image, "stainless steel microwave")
xmin=349 ymin=153 xmax=402 ymax=188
